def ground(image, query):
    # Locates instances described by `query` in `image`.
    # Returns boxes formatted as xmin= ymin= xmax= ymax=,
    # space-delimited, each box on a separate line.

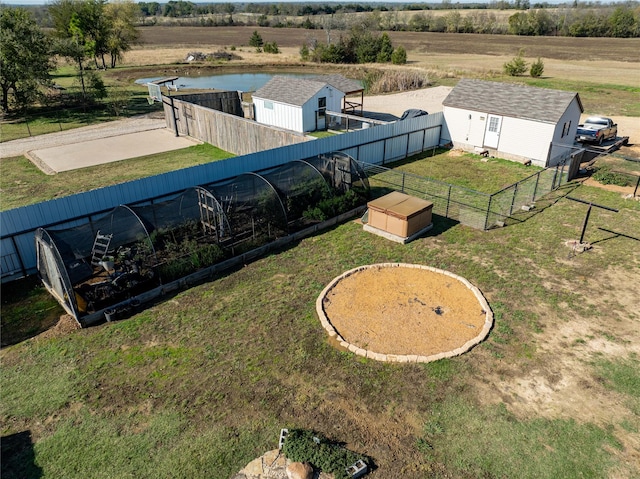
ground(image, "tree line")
xmin=19 ymin=1 xmax=640 ymax=38
xmin=1 ymin=0 xmax=138 ymax=112
xmin=127 ymin=2 xmax=639 ymax=38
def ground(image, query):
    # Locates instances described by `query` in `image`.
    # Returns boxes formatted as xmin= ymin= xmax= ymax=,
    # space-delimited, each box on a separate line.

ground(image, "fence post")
xmin=551 ymin=164 xmax=559 ymax=190
xmin=532 ymin=171 xmax=541 ymax=202
xmin=445 ymin=185 xmax=452 ymax=218
xmin=509 ymin=183 xmax=519 ymax=216
xmin=558 ymin=160 xmax=567 ymax=187
xmin=405 ymin=132 xmax=410 ymax=159
xmin=484 ymin=195 xmax=493 ymax=231
xmin=382 ymin=139 xmax=387 ymax=166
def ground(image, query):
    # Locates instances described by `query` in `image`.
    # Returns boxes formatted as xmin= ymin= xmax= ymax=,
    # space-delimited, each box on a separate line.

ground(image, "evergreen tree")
xmin=530 ymin=57 xmax=544 ymax=77
xmin=249 ymin=30 xmax=263 ymax=49
xmin=391 ymin=45 xmax=407 ymax=65
xmin=377 ymin=32 xmax=394 ymax=63
xmin=503 ymin=49 xmax=528 ymax=76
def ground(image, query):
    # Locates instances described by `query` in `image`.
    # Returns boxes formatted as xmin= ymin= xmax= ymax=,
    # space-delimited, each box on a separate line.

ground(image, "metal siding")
xmin=341 ymin=147 xmax=359 ymax=160
xmin=385 ymin=136 xmax=407 ymax=162
xmin=359 ymin=141 xmax=385 ymax=165
xmin=408 ymin=131 xmax=424 ymax=155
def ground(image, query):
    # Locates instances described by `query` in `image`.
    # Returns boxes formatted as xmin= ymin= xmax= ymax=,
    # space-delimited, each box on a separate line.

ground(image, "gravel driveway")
xmin=0 ymin=114 xmax=166 ymax=159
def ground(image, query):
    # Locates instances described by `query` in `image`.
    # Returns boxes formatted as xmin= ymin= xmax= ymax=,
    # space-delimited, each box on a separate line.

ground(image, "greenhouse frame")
xmin=35 ymin=153 xmax=369 ymax=327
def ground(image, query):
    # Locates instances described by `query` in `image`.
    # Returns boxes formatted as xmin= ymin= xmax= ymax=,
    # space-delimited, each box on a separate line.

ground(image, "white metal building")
xmin=442 ymin=79 xmax=583 ymax=167
xmin=253 ymin=76 xmax=345 ymax=133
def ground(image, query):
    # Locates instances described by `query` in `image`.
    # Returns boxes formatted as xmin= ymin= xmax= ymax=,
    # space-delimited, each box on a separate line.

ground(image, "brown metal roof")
xmin=443 ymin=79 xmax=583 ymax=124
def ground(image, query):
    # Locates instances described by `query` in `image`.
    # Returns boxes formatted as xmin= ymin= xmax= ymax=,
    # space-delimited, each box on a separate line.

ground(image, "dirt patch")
xmin=471 ymin=265 xmax=640 ymax=472
xmin=32 ymin=314 xmax=81 ymax=342
xmin=320 ymin=264 xmax=491 ymax=358
xmin=582 ymin=177 xmax=639 ymax=197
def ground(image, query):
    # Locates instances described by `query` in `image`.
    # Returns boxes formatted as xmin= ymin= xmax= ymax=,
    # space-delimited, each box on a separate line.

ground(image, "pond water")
xmin=136 ymin=72 xmax=326 ymax=92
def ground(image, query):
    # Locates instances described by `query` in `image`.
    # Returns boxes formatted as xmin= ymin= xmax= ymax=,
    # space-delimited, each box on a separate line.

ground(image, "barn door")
xmin=484 ymin=114 xmax=502 ymax=149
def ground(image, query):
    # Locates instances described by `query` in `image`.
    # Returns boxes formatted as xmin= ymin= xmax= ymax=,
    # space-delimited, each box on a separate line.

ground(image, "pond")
xmin=135 ymin=72 xmax=326 ymax=92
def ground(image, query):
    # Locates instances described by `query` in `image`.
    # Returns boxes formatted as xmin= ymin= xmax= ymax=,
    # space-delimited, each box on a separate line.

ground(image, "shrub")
xmin=391 ymin=45 xmax=407 ymax=65
xmin=263 ymin=41 xmax=280 ymax=54
xmin=282 ymin=429 xmax=369 ymax=479
xmin=503 ymin=49 xmax=528 ymax=76
xmin=206 ymin=50 xmax=242 ymax=62
xmin=303 ymin=190 xmax=364 ymax=222
xmin=300 ymin=43 xmax=310 ymax=61
xmin=530 ymin=57 xmax=544 ymax=77
xmin=592 ymin=166 xmax=632 ymax=187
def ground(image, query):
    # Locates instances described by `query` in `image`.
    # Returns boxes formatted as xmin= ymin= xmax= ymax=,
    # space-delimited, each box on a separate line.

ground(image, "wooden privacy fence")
xmin=163 ymin=93 xmax=309 ymax=156
xmin=0 ymin=112 xmax=444 ymax=282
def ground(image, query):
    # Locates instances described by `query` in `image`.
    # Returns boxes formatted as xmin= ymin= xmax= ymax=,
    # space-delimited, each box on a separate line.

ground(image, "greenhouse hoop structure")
xmin=35 ymin=153 xmax=370 ymax=327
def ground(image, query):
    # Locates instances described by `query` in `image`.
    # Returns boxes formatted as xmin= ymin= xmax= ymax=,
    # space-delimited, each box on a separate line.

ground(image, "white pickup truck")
xmin=575 ymin=117 xmax=618 ymax=145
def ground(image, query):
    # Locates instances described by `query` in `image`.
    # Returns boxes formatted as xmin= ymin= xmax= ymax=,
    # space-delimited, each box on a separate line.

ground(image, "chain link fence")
xmin=1 ymin=97 xmax=159 ymax=143
xmin=360 ymin=157 xmax=572 ymax=230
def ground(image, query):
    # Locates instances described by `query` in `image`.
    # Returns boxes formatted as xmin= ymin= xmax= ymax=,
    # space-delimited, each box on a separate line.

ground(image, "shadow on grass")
xmin=1 ymin=276 xmax=64 ymax=347
xmin=592 ymin=227 xmax=640 ymax=245
xmin=1 ymin=430 xmax=42 ymax=479
xmin=497 ymin=181 xmax=583 ymax=228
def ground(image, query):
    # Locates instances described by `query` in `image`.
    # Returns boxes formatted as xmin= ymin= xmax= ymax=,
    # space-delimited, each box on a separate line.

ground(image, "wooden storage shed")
xmin=364 ymin=191 xmax=433 ymax=243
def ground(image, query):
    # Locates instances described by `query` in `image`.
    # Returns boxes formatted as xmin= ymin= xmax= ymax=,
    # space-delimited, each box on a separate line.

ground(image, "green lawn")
xmin=2 ymin=176 xmax=639 ymax=478
xmin=389 ymin=150 xmax=542 ymax=194
xmin=0 ymin=149 xmax=539 ymax=212
xmin=1 ymin=65 xmax=160 ymax=143
xmin=0 ymin=144 xmax=234 ymax=211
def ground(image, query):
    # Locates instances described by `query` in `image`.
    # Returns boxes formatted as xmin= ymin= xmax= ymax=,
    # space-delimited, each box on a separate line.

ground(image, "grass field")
xmin=2 ymin=25 xmax=640 ymax=479
xmin=0 ymin=143 xmax=233 ymax=211
xmin=2 ymin=152 xmax=639 ymax=478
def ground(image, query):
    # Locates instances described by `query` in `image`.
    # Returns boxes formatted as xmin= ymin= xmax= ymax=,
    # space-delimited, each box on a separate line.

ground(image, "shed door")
xmin=484 ymin=114 xmax=502 ymax=149
xmin=316 ymin=97 xmax=327 ymax=131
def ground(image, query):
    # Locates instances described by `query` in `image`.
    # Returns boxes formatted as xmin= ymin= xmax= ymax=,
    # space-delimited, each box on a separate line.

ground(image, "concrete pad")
xmin=27 ymin=128 xmax=201 ymax=174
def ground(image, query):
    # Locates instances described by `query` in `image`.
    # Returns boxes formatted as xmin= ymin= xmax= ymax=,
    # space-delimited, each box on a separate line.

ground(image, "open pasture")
xmin=2 ymin=151 xmax=639 ymax=478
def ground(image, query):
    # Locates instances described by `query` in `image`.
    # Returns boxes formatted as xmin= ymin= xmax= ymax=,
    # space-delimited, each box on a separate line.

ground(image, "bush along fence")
xmin=361 ymin=155 xmax=574 ymax=230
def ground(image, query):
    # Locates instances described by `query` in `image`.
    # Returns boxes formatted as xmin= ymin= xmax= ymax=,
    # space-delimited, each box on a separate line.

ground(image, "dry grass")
xmin=366 ymin=70 xmax=431 ymax=94
xmin=130 ymin=27 xmax=640 ymax=88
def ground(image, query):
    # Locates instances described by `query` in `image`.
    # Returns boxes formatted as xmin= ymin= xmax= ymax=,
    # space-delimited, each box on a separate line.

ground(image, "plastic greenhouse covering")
xmin=35 ymin=153 xmax=370 ymax=326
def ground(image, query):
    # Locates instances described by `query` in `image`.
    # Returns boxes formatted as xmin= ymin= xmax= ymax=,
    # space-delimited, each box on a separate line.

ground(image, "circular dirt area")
xmin=317 ymin=264 xmax=493 ymax=363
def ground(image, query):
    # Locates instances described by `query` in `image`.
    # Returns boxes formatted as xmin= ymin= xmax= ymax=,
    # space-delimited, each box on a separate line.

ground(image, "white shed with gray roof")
xmin=253 ymin=76 xmax=344 ymax=133
xmin=442 ymin=79 xmax=583 ymax=167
